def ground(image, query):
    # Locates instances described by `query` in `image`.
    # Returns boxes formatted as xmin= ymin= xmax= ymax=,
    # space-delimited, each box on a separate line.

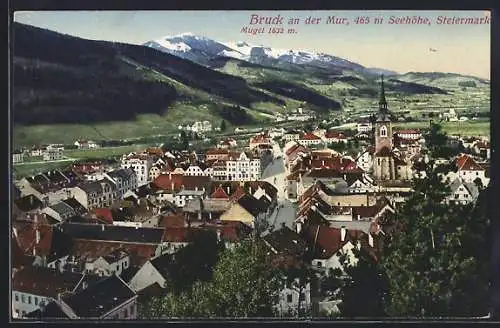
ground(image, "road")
xmin=14 ymin=157 xmax=77 ymax=166
xmin=260 ymin=142 xmax=297 ymax=233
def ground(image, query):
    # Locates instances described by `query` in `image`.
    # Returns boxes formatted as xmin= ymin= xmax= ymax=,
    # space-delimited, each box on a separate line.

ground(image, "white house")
xmin=276 ymin=278 xmax=312 ymax=317
xmin=121 ymin=153 xmax=154 ymax=187
xmin=128 ymin=253 xmax=171 ymax=292
xmin=43 ymin=149 xmax=64 ymax=161
xmin=283 ymin=131 xmax=301 ymax=143
xmin=226 ymin=151 xmax=262 ymax=181
xmin=298 ymin=133 xmax=323 ymax=147
xmin=455 ymin=154 xmax=488 ymax=186
xmin=74 ymin=140 xmax=99 ymax=149
xmin=71 ymin=179 xmax=116 ymax=209
xmin=173 ymin=189 xmax=205 ymax=208
xmin=446 ymin=178 xmax=480 ymax=205
xmin=13 ymin=151 xmax=25 ymax=164
xmin=357 ymin=122 xmax=373 ymax=133
xmin=83 ymin=249 xmax=131 ymax=277
xmin=11 ymin=267 xmax=83 ymax=319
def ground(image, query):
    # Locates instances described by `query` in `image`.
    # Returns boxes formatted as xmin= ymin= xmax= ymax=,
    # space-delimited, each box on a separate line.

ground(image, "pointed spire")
xmin=379 ymin=75 xmax=387 ymax=112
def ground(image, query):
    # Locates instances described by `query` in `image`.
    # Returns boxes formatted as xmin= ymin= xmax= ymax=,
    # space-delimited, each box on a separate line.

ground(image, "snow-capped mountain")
xmin=144 ymin=33 xmax=398 ymax=76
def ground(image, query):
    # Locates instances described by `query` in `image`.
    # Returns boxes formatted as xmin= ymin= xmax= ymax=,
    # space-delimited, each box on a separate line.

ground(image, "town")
xmin=11 ymin=79 xmax=491 ymax=319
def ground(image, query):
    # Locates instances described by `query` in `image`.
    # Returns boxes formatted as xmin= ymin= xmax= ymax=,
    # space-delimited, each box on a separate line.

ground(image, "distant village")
xmin=11 ymin=81 xmax=491 ymax=319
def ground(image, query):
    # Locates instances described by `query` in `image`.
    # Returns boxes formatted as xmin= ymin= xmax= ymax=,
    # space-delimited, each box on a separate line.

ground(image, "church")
xmin=371 ymin=76 xmax=412 ymax=182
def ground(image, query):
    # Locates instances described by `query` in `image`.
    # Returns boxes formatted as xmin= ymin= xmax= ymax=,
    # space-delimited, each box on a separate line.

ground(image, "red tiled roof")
xmin=92 ymin=208 xmax=113 ymax=224
xmin=211 ymin=186 xmax=230 ymax=199
xmin=12 ymin=266 xmax=82 ymax=298
xmin=301 ymin=133 xmax=322 ymax=140
xmin=13 ymin=221 xmax=53 ymax=257
xmin=250 ymin=134 xmax=270 ymax=144
xmin=206 ymin=149 xmax=229 ymax=155
xmin=159 ymin=215 xmax=185 ymax=228
xmin=153 ymin=174 xmax=184 ymax=192
xmin=230 ymin=185 xmax=246 ymax=201
xmin=456 ymin=155 xmax=483 ymax=171
xmin=325 ymin=131 xmax=347 ymax=139
xmin=71 ymin=239 xmax=159 ymax=266
xmin=395 ymin=129 xmax=420 ymax=135
xmin=163 ymin=227 xmax=187 ymax=242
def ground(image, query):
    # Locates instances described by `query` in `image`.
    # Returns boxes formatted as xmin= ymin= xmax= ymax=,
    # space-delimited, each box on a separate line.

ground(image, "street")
xmin=260 ymin=141 xmax=297 ymax=232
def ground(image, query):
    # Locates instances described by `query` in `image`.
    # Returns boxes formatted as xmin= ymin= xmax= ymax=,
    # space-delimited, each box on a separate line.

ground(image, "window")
xmin=476 ymin=172 xmax=479 ymax=176
xmin=28 ymin=296 xmax=31 ymax=304
xmin=455 ymin=194 xmax=459 ymax=199
xmin=15 ymin=293 xmax=19 ymax=302
xmin=21 ymin=295 xmax=25 ymax=303
xmin=35 ymin=297 xmax=38 ymax=305
xmin=287 ymin=294 xmax=293 ymax=303
xmin=317 ymin=261 xmax=322 ymax=267
xmin=380 ymin=126 xmax=387 ymax=137
xmin=124 ymin=308 xmax=128 ymax=318
xmin=15 ymin=309 xmax=19 ymax=316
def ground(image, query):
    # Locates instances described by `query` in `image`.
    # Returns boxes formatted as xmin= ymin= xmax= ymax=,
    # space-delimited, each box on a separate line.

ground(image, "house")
xmin=394 ymin=129 xmax=421 ymax=140
xmin=43 ymin=149 xmax=64 ymax=161
xmin=121 ymin=153 xmax=154 ymax=187
xmin=61 ymin=275 xmax=136 ymax=320
xmin=445 ymin=178 xmax=480 ymax=205
xmin=30 ymin=147 xmax=45 ymax=157
xmin=41 ymin=201 xmax=77 ymax=223
xmin=455 ymin=154 xmax=488 ymax=186
xmin=249 ymin=133 xmax=271 ymax=150
xmin=13 ymin=150 xmax=25 ymax=164
xmin=173 ymin=189 xmax=206 ymax=208
xmin=217 ymin=138 xmax=237 ymax=149
xmin=74 ymin=140 xmax=99 ymax=149
xmin=184 ymin=163 xmax=213 ymax=177
xmin=283 ymin=130 xmax=301 ymax=142
xmin=299 ymin=133 xmax=323 ymax=147
xmin=83 ymin=248 xmax=131 ymax=277
xmin=16 ymin=170 xmax=78 ymax=206
xmin=105 ymin=168 xmax=137 ymax=199
xmin=356 ymin=120 xmax=373 ymax=133
xmin=11 ymin=266 xmax=83 ymax=319
xmin=219 ymin=194 xmax=272 ymax=228
xmin=71 ymin=179 xmax=116 ymax=210
xmin=149 ymin=164 xmax=165 ymax=181
xmin=226 ymin=151 xmax=262 ymax=181
xmin=190 ymin=120 xmax=212 ymax=133
xmin=473 ymin=141 xmax=491 ymax=160
xmin=128 ymin=252 xmax=173 ymax=292
xmin=205 ymin=148 xmax=230 ymax=161
xmin=323 ymin=131 xmax=347 ymax=144
xmin=303 ymin=225 xmax=378 ymax=276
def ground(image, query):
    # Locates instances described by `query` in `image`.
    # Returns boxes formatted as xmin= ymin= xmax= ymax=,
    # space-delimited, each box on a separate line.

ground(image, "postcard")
xmin=10 ymin=10 xmax=491 ymax=321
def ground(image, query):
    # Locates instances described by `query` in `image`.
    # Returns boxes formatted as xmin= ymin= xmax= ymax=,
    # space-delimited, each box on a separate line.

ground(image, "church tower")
xmin=374 ymin=75 xmax=393 ymax=153
xmin=372 ymin=75 xmax=395 ymax=181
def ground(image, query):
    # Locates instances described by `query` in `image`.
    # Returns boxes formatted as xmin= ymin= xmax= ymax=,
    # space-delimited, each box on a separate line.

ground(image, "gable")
xmin=220 ymin=203 xmax=254 ymax=224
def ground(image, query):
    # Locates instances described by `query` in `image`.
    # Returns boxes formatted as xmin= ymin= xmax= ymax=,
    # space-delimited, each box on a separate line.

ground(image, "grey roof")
xmin=58 ymin=222 xmax=164 ymax=244
xmin=449 ymin=178 xmax=480 ymax=200
xmin=63 ymin=275 xmax=136 ymax=319
xmin=329 ymin=220 xmax=372 ymax=234
xmin=107 ymin=168 xmax=135 ymax=180
xmin=78 ymin=181 xmax=103 ymax=194
xmin=176 ymin=189 xmax=205 ymax=196
xmin=49 ymin=201 xmax=75 ymax=216
xmin=62 ymin=198 xmax=87 ymax=214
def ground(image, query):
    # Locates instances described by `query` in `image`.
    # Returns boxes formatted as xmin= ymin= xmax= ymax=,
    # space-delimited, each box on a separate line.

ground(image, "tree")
xmin=179 ymin=130 xmax=189 ymax=150
xmin=336 ymin=249 xmax=387 ymax=318
xmin=380 ymin=167 xmax=490 ymax=317
xmin=424 ymin=122 xmax=451 ymax=158
xmin=220 ymin=120 xmax=227 ymax=132
xmin=141 ymin=239 xmax=284 ymax=318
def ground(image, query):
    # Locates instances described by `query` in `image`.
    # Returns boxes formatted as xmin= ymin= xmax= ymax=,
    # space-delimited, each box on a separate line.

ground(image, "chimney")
xmin=249 ymin=186 xmax=252 ymax=195
xmin=101 ymin=224 xmax=105 ymax=232
xmin=171 ymin=182 xmax=175 ymax=192
xmin=341 ymin=226 xmax=346 ymax=242
xmin=216 ymin=229 xmax=222 ymax=242
xmin=227 ymin=186 xmax=230 ymax=195
xmin=296 ymin=221 xmax=302 ymax=234
xmin=195 ymin=186 xmax=198 ymax=191
xmin=35 ymin=229 xmax=41 ymax=244
xmin=368 ymin=233 xmax=374 ymax=247
xmin=322 ymin=160 xmax=325 ymax=166
xmin=30 ymin=196 xmax=33 ymax=206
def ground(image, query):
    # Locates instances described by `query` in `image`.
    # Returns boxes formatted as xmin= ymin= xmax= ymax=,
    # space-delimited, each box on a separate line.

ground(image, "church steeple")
xmin=379 ymin=75 xmax=387 ymax=112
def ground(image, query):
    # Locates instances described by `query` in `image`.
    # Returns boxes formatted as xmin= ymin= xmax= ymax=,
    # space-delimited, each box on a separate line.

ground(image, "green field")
xmin=12 ymin=144 xmax=154 ymax=179
xmin=392 ymin=121 xmax=490 ymax=137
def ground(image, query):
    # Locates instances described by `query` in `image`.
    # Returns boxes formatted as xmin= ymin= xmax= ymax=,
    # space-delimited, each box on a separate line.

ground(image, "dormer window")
xmin=380 ymin=126 xmax=387 ymax=137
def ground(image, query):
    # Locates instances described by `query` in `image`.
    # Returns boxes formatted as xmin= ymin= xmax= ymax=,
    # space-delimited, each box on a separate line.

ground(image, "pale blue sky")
xmin=13 ymin=10 xmax=490 ymax=78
